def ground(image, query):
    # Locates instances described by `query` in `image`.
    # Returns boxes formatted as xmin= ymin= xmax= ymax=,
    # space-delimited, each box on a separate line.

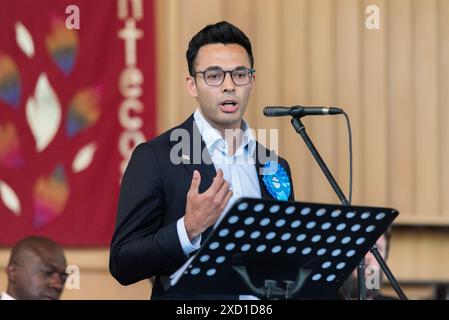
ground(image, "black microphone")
xmin=263 ymin=106 xmax=343 ymax=117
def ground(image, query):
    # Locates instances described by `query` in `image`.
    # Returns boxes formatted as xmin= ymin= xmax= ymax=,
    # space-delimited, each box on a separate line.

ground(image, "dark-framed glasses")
xmin=195 ymin=66 xmax=255 ymax=86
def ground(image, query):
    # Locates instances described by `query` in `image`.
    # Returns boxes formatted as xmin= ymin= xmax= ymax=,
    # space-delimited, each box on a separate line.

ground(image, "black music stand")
xmin=162 ymin=197 xmax=398 ymax=299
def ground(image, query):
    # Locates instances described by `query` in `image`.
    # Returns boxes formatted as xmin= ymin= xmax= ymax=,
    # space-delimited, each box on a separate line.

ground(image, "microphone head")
xmin=263 ymin=106 xmax=278 ymax=116
xmin=263 ymin=106 xmax=291 ymax=117
xmin=264 ymin=105 xmax=344 ymax=117
xmin=328 ymin=107 xmax=344 ymax=114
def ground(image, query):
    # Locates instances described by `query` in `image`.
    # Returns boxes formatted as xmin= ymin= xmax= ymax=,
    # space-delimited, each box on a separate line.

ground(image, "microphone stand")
xmin=290 ymin=116 xmax=407 ymax=300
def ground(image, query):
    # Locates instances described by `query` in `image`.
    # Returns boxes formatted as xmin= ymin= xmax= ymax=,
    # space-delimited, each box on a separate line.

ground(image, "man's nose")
xmin=222 ymin=72 xmax=235 ymax=92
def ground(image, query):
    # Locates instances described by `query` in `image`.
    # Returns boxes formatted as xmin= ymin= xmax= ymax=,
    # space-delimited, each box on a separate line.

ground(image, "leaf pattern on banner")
xmin=66 ymin=87 xmax=101 ymax=137
xmin=15 ymin=21 xmax=35 ymax=58
xmin=45 ymin=18 xmax=78 ymax=75
xmin=0 ymin=180 xmax=21 ymax=216
xmin=72 ymin=142 xmax=97 ymax=173
xmin=33 ymin=165 xmax=69 ymax=228
xmin=26 ymin=73 xmax=61 ymax=152
xmin=0 ymin=53 xmax=22 ymax=108
xmin=0 ymin=121 xmax=24 ymax=167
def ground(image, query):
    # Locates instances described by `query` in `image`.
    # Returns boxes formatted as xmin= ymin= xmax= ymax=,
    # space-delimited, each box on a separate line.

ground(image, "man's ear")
xmin=251 ymin=74 xmax=256 ymax=88
xmin=186 ymin=76 xmax=198 ymax=98
xmin=6 ymin=264 xmax=18 ymax=283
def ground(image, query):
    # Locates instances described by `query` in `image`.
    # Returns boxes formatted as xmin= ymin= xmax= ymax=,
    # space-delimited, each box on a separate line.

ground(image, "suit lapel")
xmin=171 ymin=115 xmax=216 ymax=245
xmin=169 ymin=114 xmax=216 ymax=194
xmin=254 ymin=142 xmax=275 ymax=200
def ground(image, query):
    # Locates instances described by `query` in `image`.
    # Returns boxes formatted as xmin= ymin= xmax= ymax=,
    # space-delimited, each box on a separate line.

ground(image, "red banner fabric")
xmin=0 ymin=0 xmax=156 ymax=245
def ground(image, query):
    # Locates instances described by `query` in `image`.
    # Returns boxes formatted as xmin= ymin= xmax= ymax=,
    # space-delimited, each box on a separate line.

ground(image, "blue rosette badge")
xmin=262 ymin=161 xmax=291 ymax=201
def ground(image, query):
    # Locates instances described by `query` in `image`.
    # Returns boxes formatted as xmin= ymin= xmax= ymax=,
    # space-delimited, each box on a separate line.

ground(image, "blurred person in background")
xmin=1 ymin=236 xmax=67 ymax=300
xmin=339 ymin=229 xmax=397 ymax=300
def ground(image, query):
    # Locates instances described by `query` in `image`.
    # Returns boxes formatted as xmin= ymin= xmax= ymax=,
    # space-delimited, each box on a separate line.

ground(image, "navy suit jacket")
xmin=109 ymin=114 xmax=295 ymax=298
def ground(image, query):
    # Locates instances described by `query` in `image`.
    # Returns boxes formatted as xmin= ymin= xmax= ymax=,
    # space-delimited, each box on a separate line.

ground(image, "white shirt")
xmin=0 ymin=292 xmax=16 ymax=300
xmin=176 ymin=109 xmax=261 ymax=255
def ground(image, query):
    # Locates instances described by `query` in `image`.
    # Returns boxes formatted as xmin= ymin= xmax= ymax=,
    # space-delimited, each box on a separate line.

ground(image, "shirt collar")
xmin=1 ymin=292 xmax=16 ymax=300
xmin=193 ymin=109 xmax=256 ymax=157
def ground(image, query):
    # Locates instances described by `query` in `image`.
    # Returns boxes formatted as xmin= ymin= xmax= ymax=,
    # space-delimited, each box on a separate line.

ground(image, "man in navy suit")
xmin=109 ymin=21 xmax=295 ymax=299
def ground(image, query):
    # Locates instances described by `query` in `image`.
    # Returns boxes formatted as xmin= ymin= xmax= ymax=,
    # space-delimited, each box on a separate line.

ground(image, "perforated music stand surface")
xmin=163 ymin=197 xmax=398 ymax=299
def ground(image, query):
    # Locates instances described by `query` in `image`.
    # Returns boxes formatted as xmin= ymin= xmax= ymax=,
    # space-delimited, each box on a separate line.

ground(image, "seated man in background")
xmin=1 ymin=236 xmax=68 ymax=300
xmin=339 ymin=229 xmax=397 ymax=300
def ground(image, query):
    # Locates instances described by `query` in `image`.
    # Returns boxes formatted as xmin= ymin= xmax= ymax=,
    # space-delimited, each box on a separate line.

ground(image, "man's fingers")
xmin=215 ymin=169 xmax=223 ymax=179
xmin=208 ymin=169 xmax=225 ymax=194
xmin=215 ymin=180 xmax=231 ymax=201
xmin=210 ymin=189 xmax=233 ymax=223
xmin=189 ymin=170 xmax=201 ymax=194
xmin=218 ymin=189 xmax=233 ymax=212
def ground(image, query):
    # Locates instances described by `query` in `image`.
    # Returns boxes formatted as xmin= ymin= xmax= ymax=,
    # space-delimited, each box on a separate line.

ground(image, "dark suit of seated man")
xmin=109 ymin=21 xmax=295 ymax=299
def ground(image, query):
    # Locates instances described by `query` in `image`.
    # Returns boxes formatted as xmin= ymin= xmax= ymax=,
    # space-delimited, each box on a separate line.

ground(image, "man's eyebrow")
xmin=31 ymin=248 xmax=66 ymax=271
xmin=203 ymin=65 xmax=247 ymax=70
xmin=50 ymin=264 xmax=68 ymax=274
xmin=38 ymin=260 xmax=67 ymax=274
xmin=203 ymin=65 xmax=222 ymax=70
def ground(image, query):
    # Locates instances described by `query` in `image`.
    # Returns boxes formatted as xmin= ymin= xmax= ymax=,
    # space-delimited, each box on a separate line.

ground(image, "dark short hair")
xmin=186 ymin=21 xmax=254 ymax=76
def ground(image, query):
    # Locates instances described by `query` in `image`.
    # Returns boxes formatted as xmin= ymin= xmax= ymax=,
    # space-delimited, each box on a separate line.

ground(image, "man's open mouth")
xmin=219 ymin=100 xmax=239 ymax=113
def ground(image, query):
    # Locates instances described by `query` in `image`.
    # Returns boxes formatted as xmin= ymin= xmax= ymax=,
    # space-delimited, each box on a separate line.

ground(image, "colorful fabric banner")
xmin=0 ymin=0 xmax=156 ymax=245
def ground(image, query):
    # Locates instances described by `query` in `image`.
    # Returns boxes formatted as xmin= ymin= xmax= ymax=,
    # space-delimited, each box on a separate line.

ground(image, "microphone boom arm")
xmin=289 ymin=114 xmax=407 ymax=300
xmin=290 ymin=117 xmax=349 ymax=205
